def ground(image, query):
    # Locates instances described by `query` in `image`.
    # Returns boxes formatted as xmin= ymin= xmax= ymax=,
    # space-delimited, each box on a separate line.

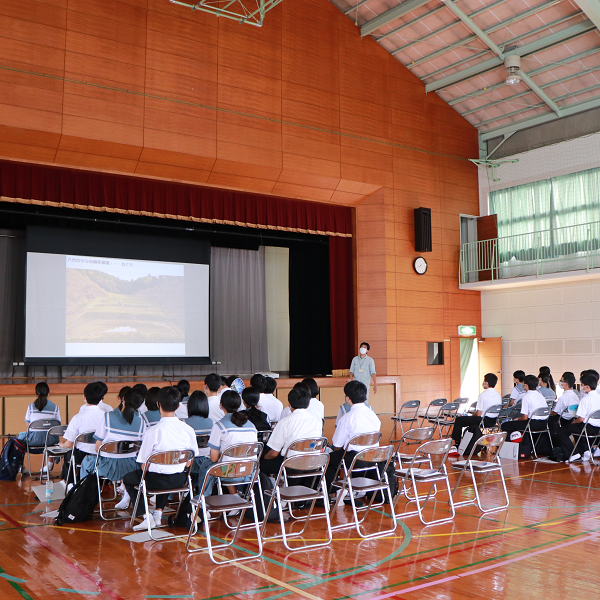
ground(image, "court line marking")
xmin=0 ymin=573 xmax=27 ymax=583
xmin=56 ymin=589 xmax=100 ymax=596
xmin=0 ymin=565 xmax=34 ymax=600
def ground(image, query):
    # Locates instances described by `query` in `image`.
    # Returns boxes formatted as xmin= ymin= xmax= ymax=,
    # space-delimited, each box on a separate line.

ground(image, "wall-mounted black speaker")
xmin=414 ymin=207 xmax=432 ymax=252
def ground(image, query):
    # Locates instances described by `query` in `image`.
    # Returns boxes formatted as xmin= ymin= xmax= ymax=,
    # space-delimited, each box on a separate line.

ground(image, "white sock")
xmin=115 ymin=490 xmax=130 ymax=509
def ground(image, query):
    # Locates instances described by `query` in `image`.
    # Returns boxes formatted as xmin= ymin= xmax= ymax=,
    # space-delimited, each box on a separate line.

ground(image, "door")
xmin=477 ymin=214 xmax=499 ymax=281
xmin=478 ymin=337 xmax=502 ymax=393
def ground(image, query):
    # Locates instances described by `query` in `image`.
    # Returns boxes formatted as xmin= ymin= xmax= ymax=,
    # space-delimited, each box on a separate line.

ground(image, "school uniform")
xmin=184 ymin=415 xmax=213 ymax=474
xmin=335 ymin=400 xmax=373 ymax=426
xmin=79 ymin=409 xmax=146 ymax=480
xmin=240 ymin=407 xmax=271 ymax=432
xmin=549 ymin=389 xmax=579 ymax=435
xmin=510 ymin=383 xmax=525 ymax=404
xmin=207 ymin=395 xmax=225 ymax=423
xmin=123 ymin=417 xmax=199 ymax=516
xmin=539 ymin=386 xmax=556 ymax=401
xmin=98 ymin=400 xmax=113 ymax=413
xmin=325 ymin=403 xmax=381 ymax=492
xmin=501 ymin=390 xmax=548 ymax=435
xmin=174 ymin=396 xmax=189 ymax=419
xmin=349 ymin=355 xmax=376 ymax=399
xmin=258 ymin=393 xmax=283 ymax=422
xmin=280 ymin=398 xmax=325 ymax=423
xmin=558 ymin=390 xmax=600 ymax=457
xmin=451 ymin=387 xmax=501 ymax=452
xmin=260 ymin=408 xmax=323 ymax=476
xmin=197 ymin=414 xmax=257 ymax=494
xmin=20 ymin=400 xmax=61 ymax=447
xmin=142 ymin=410 xmax=161 ymax=428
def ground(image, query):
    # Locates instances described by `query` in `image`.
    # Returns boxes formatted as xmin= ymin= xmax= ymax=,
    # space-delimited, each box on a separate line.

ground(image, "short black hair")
xmin=220 ymin=375 xmax=229 ymax=387
xmin=84 ymin=382 xmax=104 ymax=405
xmin=288 ymin=387 xmax=310 ymax=410
xmin=524 ymin=374 xmax=539 ymax=390
xmin=177 ymin=380 xmax=190 ymax=397
xmin=265 ymin=376 xmax=277 ymax=394
xmin=484 ymin=373 xmax=498 ymax=388
xmin=562 ymin=372 xmax=576 ymax=389
xmin=242 ymin=387 xmax=260 ymax=407
xmin=204 ymin=373 xmax=221 ymax=393
xmin=513 ymin=370 xmax=525 ymax=382
xmin=250 ymin=374 xmax=266 ymax=393
xmin=581 ymin=373 xmax=598 ymax=390
xmin=132 ymin=383 xmax=147 ymax=397
xmin=302 ymin=378 xmax=319 ymax=398
xmin=158 ymin=386 xmax=181 ymax=412
xmin=96 ymin=381 xmax=108 ymax=397
xmin=344 ymin=380 xmax=367 ymax=404
xmin=145 ymin=387 xmax=160 ymax=412
xmin=360 ymin=342 xmax=370 ymax=351
xmin=187 ymin=391 xmax=209 ymax=419
xmin=220 ymin=390 xmax=242 ymax=413
xmin=226 ymin=375 xmax=239 ymax=387
xmin=588 ymin=369 xmax=599 ymax=380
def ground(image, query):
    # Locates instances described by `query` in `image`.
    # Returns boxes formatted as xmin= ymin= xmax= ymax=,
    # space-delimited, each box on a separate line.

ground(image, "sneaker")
xmin=448 ymin=445 xmax=459 ymax=457
xmin=115 ymin=492 xmax=130 ymax=510
xmin=152 ymin=510 xmax=163 ymax=526
xmin=148 ymin=495 xmax=157 ymax=506
xmin=133 ymin=513 xmax=156 ymax=531
xmin=568 ymin=453 xmax=581 ymax=463
xmin=583 ymin=451 xmax=591 ymax=462
xmin=226 ymin=509 xmax=241 ymax=517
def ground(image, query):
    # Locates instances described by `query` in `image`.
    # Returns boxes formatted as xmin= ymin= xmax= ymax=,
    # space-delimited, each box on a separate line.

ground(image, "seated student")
xmin=335 ymin=387 xmax=374 ymax=426
xmin=509 ymin=370 xmax=526 ymax=406
xmin=240 ymin=387 xmax=271 ymax=431
xmin=59 ymin=382 xmax=106 ymax=481
xmin=197 ymin=390 xmax=258 ymax=497
xmin=281 ymin=379 xmax=325 ymax=424
xmin=260 ymin=385 xmax=322 ymax=476
xmin=19 ymin=382 xmax=61 ymax=447
xmin=116 ymin=386 xmax=132 ymax=413
xmin=539 ymin=366 xmax=556 ymax=395
xmin=204 ymin=373 xmax=225 ymax=423
xmin=538 ymin=375 xmax=556 ymax=401
xmin=124 ymin=386 xmax=199 ymax=531
xmin=141 ymin=387 xmax=161 ymax=428
xmin=184 ymin=390 xmax=213 ymax=476
xmin=500 ymin=374 xmax=548 ymax=436
xmin=450 ymin=373 xmax=501 ymax=456
xmin=217 ymin=376 xmax=231 ymax=400
xmin=79 ymin=388 xmax=147 ymax=493
xmin=251 ymin=374 xmax=283 ymax=422
xmin=325 ymin=381 xmax=381 ymax=493
xmin=550 ymin=372 xmax=579 ymax=435
xmin=174 ymin=380 xmax=191 ymax=419
xmin=558 ymin=372 xmax=600 ymax=462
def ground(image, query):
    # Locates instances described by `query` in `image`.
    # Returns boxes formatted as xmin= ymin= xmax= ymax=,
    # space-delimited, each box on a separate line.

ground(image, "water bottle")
xmin=45 ymin=480 xmax=54 ymax=503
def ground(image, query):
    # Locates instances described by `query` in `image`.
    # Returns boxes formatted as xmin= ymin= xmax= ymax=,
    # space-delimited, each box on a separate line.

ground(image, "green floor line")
xmin=0 ymin=566 xmax=34 ymax=600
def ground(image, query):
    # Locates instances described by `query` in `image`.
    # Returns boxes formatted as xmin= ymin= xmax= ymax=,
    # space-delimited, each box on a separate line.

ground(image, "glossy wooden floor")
xmin=1 ymin=420 xmax=599 ymax=600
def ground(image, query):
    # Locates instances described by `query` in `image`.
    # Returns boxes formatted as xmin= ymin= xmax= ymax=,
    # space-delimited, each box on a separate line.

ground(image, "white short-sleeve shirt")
xmin=553 ymin=389 xmax=579 ymax=419
xmin=258 ymin=393 xmax=283 ymax=422
xmin=520 ymin=390 xmax=548 ymax=420
xmin=332 ymin=403 xmax=381 ymax=451
xmin=267 ymin=409 xmax=323 ymax=457
xmin=136 ymin=417 xmax=199 ymax=474
xmin=576 ymin=389 xmax=600 ymax=427
xmin=475 ymin=387 xmax=502 ymax=418
xmin=510 ymin=384 xmax=525 ymax=403
xmin=207 ymin=395 xmax=225 ymax=423
xmin=64 ymin=404 xmax=106 ymax=454
xmin=281 ymin=398 xmax=324 ymax=423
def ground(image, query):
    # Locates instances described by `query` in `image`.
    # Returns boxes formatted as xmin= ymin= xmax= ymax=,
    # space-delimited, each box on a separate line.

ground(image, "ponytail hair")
xmin=34 ymin=382 xmax=50 ymax=412
xmin=221 ymin=390 xmax=248 ymax=427
xmin=122 ymin=389 xmax=144 ymax=425
xmin=117 ymin=386 xmax=131 ymax=412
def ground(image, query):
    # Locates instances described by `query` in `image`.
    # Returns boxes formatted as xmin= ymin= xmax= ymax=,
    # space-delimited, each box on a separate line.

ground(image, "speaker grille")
xmin=414 ymin=207 xmax=432 ymax=252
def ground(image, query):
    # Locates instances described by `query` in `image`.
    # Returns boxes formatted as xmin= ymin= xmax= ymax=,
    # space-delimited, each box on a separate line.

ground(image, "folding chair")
xmin=95 ymin=440 xmax=142 ymax=520
xmin=430 ymin=402 xmax=461 ymax=438
xmin=451 ymin=432 xmax=509 ymax=513
xmin=330 ymin=445 xmax=397 ymax=539
xmin=129 ymin=449 xmax=195 ymax=541
xmin=24 ymin=419 xmax=60 ymax=477
xmin=257 ymin=430 xmax=272 ymax=446
xmin=394 ymin=426 xmax=435 ymax=469
xmin=522 ymin=407 xmax=553 ymax=458
xmin=480 ymin=404 xmax=503 ymax=435
xmin=545 ymin=398 xmax=556 ymax=411
xmin=196 ymin=434 xmax=210 ymax=450
xmin=420 ymin=399 xmax=447 ymax=427
xmin=40 ymin=425 xmax=69 ymax=482
xmin=569 ymin=409 xmax=600 ymax=464
xmin=261 ymin=452 xmax=332 ymax=551
xmin=394 ymin=438 xmax=455 ymax=525
xmin=66 ymin=431 xmax=96 ymax=485
xmin=389 ymin=400 xmax=420 ymax=443
xmin=454 ymin=398 xmax=472 ymax=414
xmin=186 ymin=458 xmax=262 ymax=564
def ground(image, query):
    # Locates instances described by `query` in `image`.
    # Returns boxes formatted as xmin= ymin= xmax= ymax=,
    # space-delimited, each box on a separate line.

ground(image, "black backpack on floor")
xmin=0 ymin=438 xmax=26 ymax=481
xmin=245 ymin=472 xmax=280 ymax=523
xmin=55 ymin=474 xmax=99 ymax=525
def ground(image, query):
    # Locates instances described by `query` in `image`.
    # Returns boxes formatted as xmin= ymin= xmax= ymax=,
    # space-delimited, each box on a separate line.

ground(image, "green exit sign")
xmin=458 ymin=325 xmax=477 ymax=336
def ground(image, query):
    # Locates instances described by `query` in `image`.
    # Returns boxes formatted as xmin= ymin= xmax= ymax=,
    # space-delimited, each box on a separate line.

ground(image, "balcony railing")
xmin=460 ymin=221 xmax=600 ymax=284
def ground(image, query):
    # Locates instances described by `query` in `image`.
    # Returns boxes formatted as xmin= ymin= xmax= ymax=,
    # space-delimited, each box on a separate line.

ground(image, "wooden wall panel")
xmin=0 ymin=0 xmax=481 ymax=403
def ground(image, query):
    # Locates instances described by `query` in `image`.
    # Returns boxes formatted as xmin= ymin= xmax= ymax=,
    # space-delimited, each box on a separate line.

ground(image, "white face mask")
xmin=559 ymin=382 xmax=566 ymax=389
xmin=359 ymin=348 xmax=367 ymax=355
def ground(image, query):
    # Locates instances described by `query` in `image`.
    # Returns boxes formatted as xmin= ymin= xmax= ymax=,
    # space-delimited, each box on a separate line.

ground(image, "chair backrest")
xmin=47 ymin=425 xmax=67 ymax=439
xmin=501 ymin=396 xmax=511 ymax=407
xmin=424 ymin=399 xmax=447 ymax=418
xmin=99 ymin=440 xmax=142 ymax=455
xmin=417 ymin=438 xmax=453 ymax=457
xmin=28 ymin=419 xmax=60 ymax=432
xmin=440 ymin=402 xmax=460 ymax=415
xmin=196 ymin=434 xmax=210 ymax=449
xmin=287 ymin=436 xmax=328 ymax=454
xmin=401 ymin=426 xmax=434 ymax=445
xmin=545 ymin=399 xmax=556 ymax=410
xmin=74 ymin=431 xmax=96 ymax=445
xmin=398 ymin=400 xmax=420 ymax=417
xmin=585 ymin=409 xmax=600 ymax=423
xmin=220 ymin=442 xmax=262 ymax=460
xmin=354 ymin=444 xmax=394 ymax=465
xmin=482 ymin=404 xmax=502 ymax=419
xmin=467 ymin=401 xmax=478 ymax=414
xmin=147 ymin=449 xmax=195 ymax=466
xmin=206 ymin=458 xmax=259 ymax=482
xmin=464 ymin=432 xmax=506 ymax=461
xmin=257 ymin=430 xmax=272 ymax=445
xmin=529 ymin=406 xmax=551 ymax=420
xmin=347 ymin=431 xmax=382 ymax=448
xmin=282 ymin=452 xmax=329 ymax=473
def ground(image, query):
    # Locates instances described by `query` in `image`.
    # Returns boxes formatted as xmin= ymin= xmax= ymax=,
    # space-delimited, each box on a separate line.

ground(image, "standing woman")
xmin=141 ymin=387 xmax=161 ymax=428
xmin=20 ymin=382 xmax=61 ymax=447
xmin=348 ymin=342 xmax=377 ymax=399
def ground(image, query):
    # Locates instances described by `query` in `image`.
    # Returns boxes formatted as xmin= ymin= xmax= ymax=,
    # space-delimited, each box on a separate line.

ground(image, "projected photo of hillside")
xmin=66 ymin=266 xmax=185 ymax=344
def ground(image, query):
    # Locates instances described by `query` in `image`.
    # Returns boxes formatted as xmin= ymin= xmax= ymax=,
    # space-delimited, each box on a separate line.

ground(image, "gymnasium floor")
xmin=1 ymin=420 xmax=599 ymax=600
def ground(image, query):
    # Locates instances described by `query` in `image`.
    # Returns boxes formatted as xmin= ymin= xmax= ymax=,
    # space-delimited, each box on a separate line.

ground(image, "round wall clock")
xmin=413 ymin=256 xmax=428 ymax=275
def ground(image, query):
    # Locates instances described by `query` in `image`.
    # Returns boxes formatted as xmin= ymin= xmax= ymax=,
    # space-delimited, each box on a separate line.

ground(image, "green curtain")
xmin=460 ymin=337 xmax=475 ymax=385
xmin=552 ymin=167 xmax=600 ymax=229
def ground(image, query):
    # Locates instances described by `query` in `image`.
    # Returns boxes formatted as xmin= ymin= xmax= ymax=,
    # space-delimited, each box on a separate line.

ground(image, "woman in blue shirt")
xmin=20 ymin=382 xmax=61 ymax=447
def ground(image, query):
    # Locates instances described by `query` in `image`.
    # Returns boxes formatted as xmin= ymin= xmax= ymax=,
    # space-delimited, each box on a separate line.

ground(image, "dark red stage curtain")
xmin=329 ymin=236 xmax=355 ymax=370
xmin=0 ymin=160 xmax=352 ymax=237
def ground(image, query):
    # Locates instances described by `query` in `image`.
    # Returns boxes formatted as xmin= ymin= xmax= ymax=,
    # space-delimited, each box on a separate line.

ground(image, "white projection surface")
xmin=25 ymin=252 xmax=209 ymax=359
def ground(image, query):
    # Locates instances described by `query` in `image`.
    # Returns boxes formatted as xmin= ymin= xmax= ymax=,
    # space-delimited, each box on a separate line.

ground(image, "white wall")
xmin=265 ymin=246 xmax=290 ymax=372
xmin=482 ymin=279 xmax=600 ymax=396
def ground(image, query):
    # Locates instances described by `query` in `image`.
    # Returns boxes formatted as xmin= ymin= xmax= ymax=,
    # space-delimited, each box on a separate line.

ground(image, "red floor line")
xmin=0 ymin=509 xmax=125 ymax=600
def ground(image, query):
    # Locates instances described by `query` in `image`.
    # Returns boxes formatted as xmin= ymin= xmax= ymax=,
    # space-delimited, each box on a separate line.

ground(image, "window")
xmin=427 ymin=342 xmax=444 ymax=365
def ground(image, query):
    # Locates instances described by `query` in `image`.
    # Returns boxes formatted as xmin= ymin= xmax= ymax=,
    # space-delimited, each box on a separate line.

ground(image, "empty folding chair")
xmin=569 ymin=409 xmax=600 ymax=464
xmin=420 ymin=399 xmax=447 ymax=427
xmin=455 ymin=398 xmax=472 ymax=414
xmin=129 ymin=449 xmax=195 ymax=541
xmin=261 ymin=452 xmax=332 ymax=551
xmin=394 ymin=426 xmax=435 ymax=469
xmin=66 ymin=431 xmax=96 ymax=485
xmin=329 ymin=445 xmax=397 ymax=539
xmin=394 ymin=438 xmax=455 ymax=525
xmin=451 ymin=432 xmax=509 ymax=513
xmin=95 ymin=440 xmax=142 ymax=520
xmin=40 ymin=424 xmax=69 ymax=482
xmin=430 ymin=402 xmax=460 ymax=438
xmin=186 ymin=458 xmax=262 ymax=564
xmin=389 ymin=400 xmax=420 ymax=443
xmin=24 ymin=419 xmax=60 ymax=477
xmin=522 ymin=406 xmax=553 ymax=458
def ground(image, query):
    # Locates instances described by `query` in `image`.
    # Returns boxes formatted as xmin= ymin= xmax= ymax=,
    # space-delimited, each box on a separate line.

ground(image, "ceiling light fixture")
xmin=504 ymin=54 xmax=522 ymax=85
